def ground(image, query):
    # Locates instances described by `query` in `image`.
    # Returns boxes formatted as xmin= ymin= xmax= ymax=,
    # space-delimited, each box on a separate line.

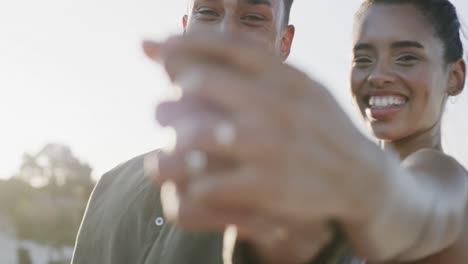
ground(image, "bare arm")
xmin=344 ymin=148 xmax=468 ymax=262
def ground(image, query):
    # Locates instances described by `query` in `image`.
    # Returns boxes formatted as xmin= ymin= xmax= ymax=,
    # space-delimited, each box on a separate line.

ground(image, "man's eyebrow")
xmin=244 ymin=0 xmax=272 ymax=6
xmin=353 ymin=43 xmax=373 ymax=52
xmin=193 ymin=0 xmax=272 ymax=7
xmin=391 ymin=41 xmax=424 ymax=49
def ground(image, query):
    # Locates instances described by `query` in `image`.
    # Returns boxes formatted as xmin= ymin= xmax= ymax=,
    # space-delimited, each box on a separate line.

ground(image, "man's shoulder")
xmin=105 ymin=150 xmax=158 ymax=179
xmin=85 ymin=149 xmax=161 ymax=214
xmin=72 ymin=150 xmax=164 ymax=264
xmin=96 ymin=150 xmax=159 ymax=192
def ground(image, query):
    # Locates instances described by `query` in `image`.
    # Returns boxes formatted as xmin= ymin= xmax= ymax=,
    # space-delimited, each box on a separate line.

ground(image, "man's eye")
xmin=241 ymin=15 xmax=265 ymax=22
xmin=353 ymin=57 xmax=373 ymax=65
xmin=395 ymin=55 xmax=419 ymax=66
xmin=397 ymin=55 xmax=418 ymax=62
xmin=195 ymin=9 xmax=219 ymax=17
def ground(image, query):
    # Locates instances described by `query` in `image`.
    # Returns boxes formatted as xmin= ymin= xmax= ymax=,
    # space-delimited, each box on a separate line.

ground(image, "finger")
xmin=160 ymin=34 xmax=278 ymax=76
xmin=173 ymin=65 xmax=280 ymax=116
xmin=184 ymin=167 xmax=273 ymax=213
xmin=156 ymin=96 xmax=217 ymax=127
xmin=172 ymin=190 xmax=284 ymax=243
xmin=143 ymin=150 xmax=162 ymax=179
xmin=150 ymin=36 xmax=324 ymax=107
xmin=142 ymin=40 xmax=163 ymax=62
xmin=166 ymin=108 xmax=282 ymax=161
xmin=170 ymin=67 xmax=292 ymax=157
xmin=155 ymin=151 xmax=187 ymax=185
xmin=160 ymin=34 xmax=326 ymax=103
xmin=183 ymin=167 xmax=341 ymax=220
xmin=175 ymin=194 xmax=256 ymax=237
xmin=156 ymin=151 xmax=237 ymax=185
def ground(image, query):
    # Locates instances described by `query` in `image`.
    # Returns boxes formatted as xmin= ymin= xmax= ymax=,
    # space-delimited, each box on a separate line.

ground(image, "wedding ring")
xmin=183 ymin=121 xmax=234 ymax=176
xmin=269 ymin=225 xmax=289 ymax=242
xmin=258 ymin=225 xmax=289 ymax=250
xmin=184 ymin=150 xmax=208 ymax=176
xmin=214 ymin=121 xmax=236 ymax=146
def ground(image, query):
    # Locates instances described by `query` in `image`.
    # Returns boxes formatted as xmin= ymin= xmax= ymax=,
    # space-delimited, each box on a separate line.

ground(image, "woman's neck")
xmin=381 ymin=122 xmax=443 ymax=160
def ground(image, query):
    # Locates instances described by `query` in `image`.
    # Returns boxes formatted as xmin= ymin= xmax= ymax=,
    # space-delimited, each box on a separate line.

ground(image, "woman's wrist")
xmin=236 ymin=222 xmax=334 ymax=264
xmin=341 ymin=146 xmax=434 ymax=261
xmin=337 ymin=138 xmax=394 ymax=223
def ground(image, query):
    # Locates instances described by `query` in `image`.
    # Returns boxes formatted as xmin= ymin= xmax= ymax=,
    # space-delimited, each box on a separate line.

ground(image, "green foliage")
xmin=0 ymin=143 xmax=95 ymax=249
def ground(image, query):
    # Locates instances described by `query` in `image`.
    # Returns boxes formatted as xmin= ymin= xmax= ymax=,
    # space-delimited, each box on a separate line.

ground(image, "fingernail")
xmin=215 ymin=121 xmax=236 ymax=146
xmin=142 ymin=40 xmax=162 ymax=60
xmin=184 ymin=151 xmax=207 ymax=175
xmin=144 ymin=151 xmax=160 ymax=178
xmin=161 ymin=181 xmax=180 ymax=221
xmin=175 ymin=70 xmax=203 ymax=95
xmin=161 ymin=127 xmax=177 ymax=154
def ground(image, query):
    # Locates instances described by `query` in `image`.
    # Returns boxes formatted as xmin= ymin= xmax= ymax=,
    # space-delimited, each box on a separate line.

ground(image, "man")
xmin=71 ymin=1 xmax=303 ymax=263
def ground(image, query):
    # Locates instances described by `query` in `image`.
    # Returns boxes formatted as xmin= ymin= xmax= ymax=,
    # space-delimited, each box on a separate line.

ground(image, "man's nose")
xmin=218 ymin=17 xmax=239 ymax=36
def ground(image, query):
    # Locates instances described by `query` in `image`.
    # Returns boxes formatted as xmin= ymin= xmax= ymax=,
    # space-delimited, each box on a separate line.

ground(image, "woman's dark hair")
xmin=356 ymin=0 xmax=464 ymax=65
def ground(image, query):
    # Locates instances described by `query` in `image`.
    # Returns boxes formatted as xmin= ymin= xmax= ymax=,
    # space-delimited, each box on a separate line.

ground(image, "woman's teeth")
xmin=368 ymin=96 xmax=406 ymax=108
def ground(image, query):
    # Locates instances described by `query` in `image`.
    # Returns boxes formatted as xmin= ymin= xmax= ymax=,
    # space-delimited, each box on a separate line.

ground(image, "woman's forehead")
xmin=354 ymin=4 xmax=438 ymax=45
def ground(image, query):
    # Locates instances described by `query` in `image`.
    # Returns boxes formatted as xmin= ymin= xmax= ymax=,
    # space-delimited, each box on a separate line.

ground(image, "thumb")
xmin=142 ymin=40 xmax=162 ymax=62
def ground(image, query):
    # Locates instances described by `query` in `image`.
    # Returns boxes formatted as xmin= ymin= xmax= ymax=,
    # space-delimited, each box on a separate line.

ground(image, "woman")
xmin=144 ymin=0 xmax=467 ymax=263
xmin=345 ymin=0 xmax=467 ymax=262
xmin=347 ymin=0 xmax=467 ymax=262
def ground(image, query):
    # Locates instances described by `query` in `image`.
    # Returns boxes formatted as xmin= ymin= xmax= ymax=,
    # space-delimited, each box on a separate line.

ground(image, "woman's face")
xmin=351 ymin=4 xmax=450 ymax=141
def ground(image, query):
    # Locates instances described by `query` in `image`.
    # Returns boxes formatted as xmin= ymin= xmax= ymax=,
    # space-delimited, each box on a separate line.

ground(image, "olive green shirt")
xmin=72 ymin=152 xmax=228 ymax=264
xmin=72 ymin=152 xmax=356 ymax=264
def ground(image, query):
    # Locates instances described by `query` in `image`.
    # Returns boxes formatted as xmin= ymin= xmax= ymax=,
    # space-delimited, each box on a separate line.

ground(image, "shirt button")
xmin=155 ymin=217 xmax=165 ymax=226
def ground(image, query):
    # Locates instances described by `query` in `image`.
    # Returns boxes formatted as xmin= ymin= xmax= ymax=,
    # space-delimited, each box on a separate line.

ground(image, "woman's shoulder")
xmin=402 ymin=148 xmax=467 ymax=179
xmin=398 ymin=149 xmax=468 ymax=264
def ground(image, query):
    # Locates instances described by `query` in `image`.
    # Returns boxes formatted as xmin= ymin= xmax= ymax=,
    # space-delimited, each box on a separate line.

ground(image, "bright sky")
xmin=1 ymin=0 xmax=467 ymax=180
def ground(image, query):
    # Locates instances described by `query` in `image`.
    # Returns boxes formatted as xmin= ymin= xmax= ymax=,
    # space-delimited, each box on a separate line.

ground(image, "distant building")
xmin=0 ymin=233 xmax=73 ymax=264
xmin=0 ymin=232 xmax=17 ymax=264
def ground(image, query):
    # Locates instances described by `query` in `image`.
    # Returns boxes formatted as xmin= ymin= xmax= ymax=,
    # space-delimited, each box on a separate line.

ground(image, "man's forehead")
xmin=189 ymin=0 xmax=278 ymax=7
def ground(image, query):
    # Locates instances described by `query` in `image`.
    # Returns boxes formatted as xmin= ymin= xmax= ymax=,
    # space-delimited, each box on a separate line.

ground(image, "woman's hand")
xmin=242 ymin=221 xmax=333 ymax=264
xmin=143 ymin=34 xmax=392 ymax=260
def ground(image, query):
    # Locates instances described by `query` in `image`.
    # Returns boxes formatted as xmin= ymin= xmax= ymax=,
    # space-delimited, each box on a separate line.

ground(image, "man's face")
xmin=184 ymin=0 xmax=293 ymax=59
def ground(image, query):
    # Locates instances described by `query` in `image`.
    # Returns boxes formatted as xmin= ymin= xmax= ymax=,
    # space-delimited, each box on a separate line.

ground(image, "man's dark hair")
xmin=356 ymin=0 xmax=463 ymax=65
xmin=283 ymin=0 xmax=294 ymax=25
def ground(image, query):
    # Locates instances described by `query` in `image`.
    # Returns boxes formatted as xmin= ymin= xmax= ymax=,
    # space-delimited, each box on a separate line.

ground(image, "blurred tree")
xmin=15 ymin=143 xmax=93 ymax=188
xmin=17 ymin=246 xmax=32 ymax=264
xmin=1 ymin=143 xmax=96 ymax=262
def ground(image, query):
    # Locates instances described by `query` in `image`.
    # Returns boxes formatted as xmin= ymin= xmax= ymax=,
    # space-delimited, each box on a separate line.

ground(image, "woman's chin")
xmin=368 ymin=122 xmax=404 ymax=142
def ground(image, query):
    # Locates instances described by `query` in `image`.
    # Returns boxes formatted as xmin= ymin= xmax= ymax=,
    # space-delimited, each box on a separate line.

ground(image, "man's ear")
xmin=182 ymin=15 xmax=188 ymax=34
xmin=447 ymin=59 xmax=466 ymax=96
xmin=280 ymin=25 xmax=295 ymax=61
